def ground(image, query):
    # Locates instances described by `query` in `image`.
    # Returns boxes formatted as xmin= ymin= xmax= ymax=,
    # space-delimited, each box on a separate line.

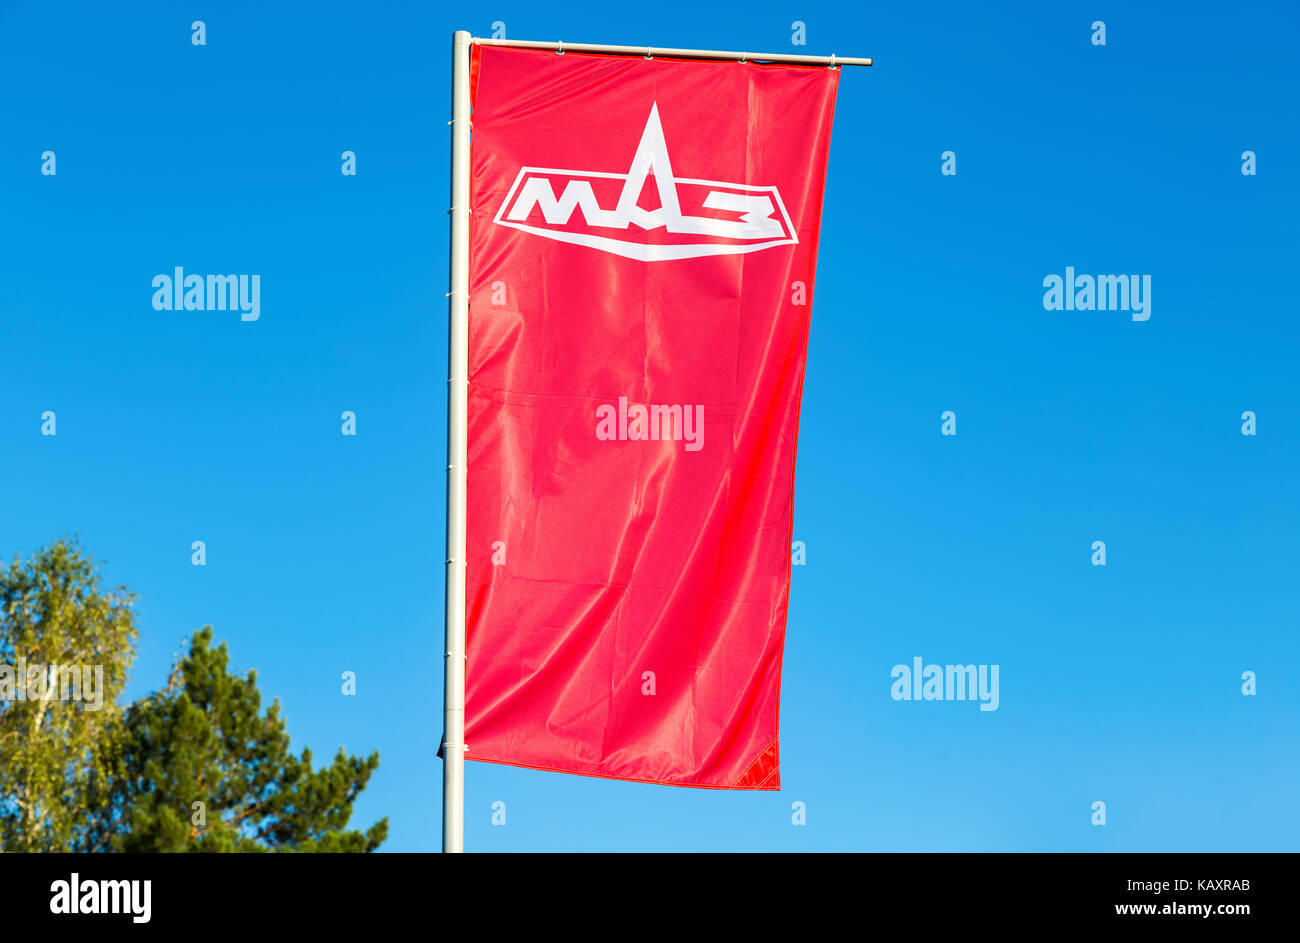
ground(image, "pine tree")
xmin=81 ymin=628 xmax=388 ymax=852
xmin=0 ymin=540 xmax=386 ymax=852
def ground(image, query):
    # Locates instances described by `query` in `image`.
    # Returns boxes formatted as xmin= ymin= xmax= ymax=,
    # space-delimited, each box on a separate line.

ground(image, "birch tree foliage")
xmin=0 ymin=539 xmax=136 ymax=851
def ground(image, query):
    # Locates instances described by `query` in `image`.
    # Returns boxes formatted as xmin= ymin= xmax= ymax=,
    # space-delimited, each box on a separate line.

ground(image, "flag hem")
xmin=464 ymin=752 xmax=781 ymax=791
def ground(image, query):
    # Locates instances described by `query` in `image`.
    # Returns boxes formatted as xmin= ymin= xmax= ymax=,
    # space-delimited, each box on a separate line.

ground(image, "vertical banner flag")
xmin=465 ymin=45 xmax=839 ymax=789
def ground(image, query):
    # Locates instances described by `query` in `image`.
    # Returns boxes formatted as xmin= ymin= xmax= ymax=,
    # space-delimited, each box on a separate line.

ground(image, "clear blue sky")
xmin=2 ymin=0 xmax=1297 ymax=851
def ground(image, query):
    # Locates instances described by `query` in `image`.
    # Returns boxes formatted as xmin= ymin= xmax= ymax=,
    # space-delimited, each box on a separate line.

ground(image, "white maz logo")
xmin=494 ymin=103 xmax=797 ymax=261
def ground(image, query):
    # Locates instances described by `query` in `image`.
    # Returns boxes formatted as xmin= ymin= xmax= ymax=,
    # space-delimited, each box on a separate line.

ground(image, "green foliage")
xmin=0 ymin=540 xmax=386 ymax=852
xmin=83 ymin=628 xmax=387 ymax=852
xmin=0 ymin=539 xmax=136 ymax=851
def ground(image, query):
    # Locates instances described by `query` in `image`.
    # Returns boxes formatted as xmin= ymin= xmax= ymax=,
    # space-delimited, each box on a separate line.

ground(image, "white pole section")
xmin=443 ymin=28 xmax=472 ymax=854
xmin=472 ymin=36 xmax=871 ymax=67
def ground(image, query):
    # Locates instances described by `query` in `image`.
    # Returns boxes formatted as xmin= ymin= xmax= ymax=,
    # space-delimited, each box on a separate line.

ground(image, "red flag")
xmin=464 ymin=45 xmax=839 ymax=789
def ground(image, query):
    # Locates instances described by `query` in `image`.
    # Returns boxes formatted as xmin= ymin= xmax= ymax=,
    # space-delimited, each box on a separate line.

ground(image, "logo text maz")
xmin=493 ymin=103 xmax=797 ymax=261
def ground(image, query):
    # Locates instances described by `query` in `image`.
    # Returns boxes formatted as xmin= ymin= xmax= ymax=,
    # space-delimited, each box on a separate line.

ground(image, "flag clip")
xmin=556 ymin=39 xmax=564 ymax=55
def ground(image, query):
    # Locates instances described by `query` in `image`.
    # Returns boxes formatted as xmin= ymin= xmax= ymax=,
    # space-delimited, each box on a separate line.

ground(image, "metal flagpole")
xmin=443 ymin=28 xmax=471 ymax=854
xmin=471 ymin=36 xmax=872 ymax=67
